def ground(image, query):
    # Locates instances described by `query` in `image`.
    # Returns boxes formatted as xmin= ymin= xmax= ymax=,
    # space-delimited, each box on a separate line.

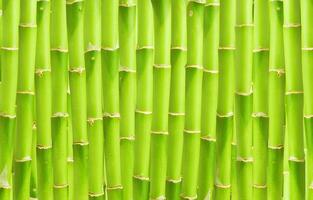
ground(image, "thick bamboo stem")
xmin=283 ymin=0 xmax=305 ymax=198
xmin=30 ymin=123 xmax=37 ymax=199
xmin=267 ymin=0 xmax=285 ymax=199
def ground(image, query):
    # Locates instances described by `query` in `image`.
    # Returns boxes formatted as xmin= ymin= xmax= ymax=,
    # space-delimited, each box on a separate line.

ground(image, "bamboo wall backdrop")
xmin=0 ymin=0 xmax=311 ymax=199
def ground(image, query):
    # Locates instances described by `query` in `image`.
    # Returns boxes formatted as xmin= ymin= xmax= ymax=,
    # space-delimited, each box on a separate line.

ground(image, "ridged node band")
xmin=288 ymin=156 xmax=305 ymax=162
xmin=106 ymin=185 xmax=123 ymax=190
xmin=200 ymin=136 xmax=216 ymax=142
xmin=180 ymin=195 xmax=197 ymax=200
xmin=215 ymin=183 xmax=231 ymax=189
xmin=253 ymin=184 xmax=267 ymax=189
xmin=237 ymin=156 xmax=253 ymax=162
xmin=15 ymin=156 xmax=32 ymax=162
xmin=133 ymin=175 xmax=149 ymax=181
xmin=150 ymin=196 xmax=166 ymax=200
xmin=166 ymin=177 xmax=182 ymax=183
xmin=120 ymin=136 xmax=135 ymax=141
xmin=89 ymin=191 xmax=105 ymax=197
xmin=135 ymin=110 xmax=152 ymax=115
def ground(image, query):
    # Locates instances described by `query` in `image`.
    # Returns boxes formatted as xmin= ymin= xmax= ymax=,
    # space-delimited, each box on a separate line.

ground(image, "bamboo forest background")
xmin=0 ymin=0 xmax=310 ymax=199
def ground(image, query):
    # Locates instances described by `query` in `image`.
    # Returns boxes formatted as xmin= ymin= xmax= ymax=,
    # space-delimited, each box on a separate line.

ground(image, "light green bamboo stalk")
xmin=51 ymin=0 xmax=69 ymax=198
xmin=119 ymin=0 xmax=136 ymax=199
xmin=283 ymin=0 xmax=305 ymax=199
xmin=84 ymin=0 xmax=104 ymax=198
xmin=252 ymin=0 xmax=269 ymax=199
xmin=35 ymin=0 xmax=54 ymax=198
xmin=231 ymin=136 xmax=238 ymax=200
xmin=0 ymin=0 xmax=19 ymax=198
xmin=149 ymin=0 xmax=171 ymax=199
xmin=165 ymin=0 xmax=186 ymax=199
xmin=66 ymin=1 xmax=89 ymax=199
xmin=133 ymin=0 xmax=153 ymax=199
xmin=13 ymin=0 xmax=37 ymax=198
xmin=30 ymin=123 xmax=37 ymax=199
xmin=0 ymin=0 xmax=2 ymax=79
xmin=283 ymin=127 xmax=290 ymax=200
xmin=101 ymin=0 xmax=123 ymax=199
xmin=181 ymin=1 xmax=204 ymax=199
xmin=300 ymin=0 xmax=313 ymax=198
xmin=235 ymin=0 xmax=253 ymax=198
xmin=213 ymin=0 xmax=235 ymax=198
xmin=198 ymin=0 xmax=219 ymax=199
xmin=67 ymin=91 xmax=74 ymax=200
xmin=267 ymin=0 xmax=285 ymax=199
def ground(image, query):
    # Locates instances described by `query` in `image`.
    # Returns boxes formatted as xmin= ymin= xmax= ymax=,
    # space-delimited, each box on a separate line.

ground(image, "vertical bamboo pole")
xmin=252 ymin=0 xmax=269 ymax=198
xmin=13 ymin=0 xmax=37 ymax=198
xmin=301 ymin=0 xmax=313 ymax=198
xmin=67 ymin=91 xmax=74 ymax=200
xmin=0 ymin=0 xmax=19 ymax=198
xmin=181 ymin=1 xmax=204 ymax=199
xmin=30 ymin=123 xmax=37 ymax=199
xmin=283 ymin=0 xmax=305 ymax=198
xmin=51 ymin=0 xmax=69 ymax=198
xmin=133 ymin=0 xmax=153 ymax=199
xmin=213 ymin=0 xmax=235 ymax=198
xmin=198 ymin=0 xmax=219 ymax=199
xmin=235 ymin=0 xmax=253 ymax=197
xmin=166 ymin=0 xmax=186 ymax=199
xmin=101 ymin=0 xmax=123 ymax=199
xmin=119 ymin=0 xmax=136 ymax=199
xmin=84 ymin=0 xmax=104 ymax=198
xmin=35 ymin=0 xmax=54 ymax=198
xmin=267 ymin=0 xmax=285 ymax=199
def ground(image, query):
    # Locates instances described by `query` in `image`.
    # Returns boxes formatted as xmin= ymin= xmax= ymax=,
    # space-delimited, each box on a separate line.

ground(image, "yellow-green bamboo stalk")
xmin=67 ymin=91 xmax=74 ymax=200
xmin=166 ymin=0 xmax=186 ymax=199
xmin=181 ymin=1 xmax=204 ymax=199
xmin=198 ymin=0 xmax=219 ymax=199
xmin=0 ymin=0 xmax=19 ymax=198
xmin=51 ymin=0 xmax=69 ymax=198
xmin=13 ymin=0 xmax=37 ymax=198
xmin=284 ymin=0 xmax=305 ymax=198
xmin=133 ymin=0 xmax=153 ymax=199
xmin=102 ymin=0 xmax=123 ymax=199
xmin=30 ymin=123 xmax=37 ymax=199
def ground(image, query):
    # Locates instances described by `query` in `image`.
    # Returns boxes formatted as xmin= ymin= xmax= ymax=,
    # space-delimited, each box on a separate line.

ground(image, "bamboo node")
xmin=33 ymin=121 xmax=37 ymax=130
xmin=180 ymin=194 xmax=197 ymax=200
xmin=0 ymin=167 xmax=11 ymax=189
xmin=154 ymin=64 xmax=171 ymax=69
xmin=283 ymin=23 xmax=301 ymax=28
xmin=150 ymin=196 xmax=166 ymax=200
xmin=85 ymin=43 xmax=101 ymax=53
xmin=69 ymin=67 xmax=85 ymax=74
xmin=304 ymin=114 xmax=313 ymax=119
xmin=201 ymin=136 xmax=216 ymax=142
xmin=136 ymin=110 xmax=152 ymax=115
xmin=168 ymin=112 xmax=185 ymax=116
xmin=269 ymin=68 xmax=285 ymax=77
xmin=253 ymin=48 xmax=269 ymax=53
xmin=67 ymin=157 xmax=74 ymax=162
xmin=203 ymin=69 xmax=218 ymax=74
xmin=35 ymin=68 xmax=51 ymax=77
xmin=166 ymin=177 xmax=182 ymax=183
xmin=151 ymin=131 xmax=168 ymax=135
xmin=103 ymin=112 xmax=120 ymax=118
xmin=119 ymin=2 xmax=136 ymax=7
xmin=137 ymin=45 xmax=154 ymax=50
xmin=15 ymin=156 xmax=32 ymax=162
xmin=87 ymin=117 xmax=103 ymax=125
xmin=235 ymin=23 xmax=254 ymax=28
xmin=268 ymin=144 xmax=284 ymax=150
xmin=285 ymin=90 xmax=304 ymax=95
xmin=219 ymin=46 xmax=235 ymax=50
xmin=235 ymin=89 xmax=253 ymax=96
xmin=66 ymin=0 xmax=83 ymax=4
xmin=252 ymin=112 xmax=268 ymax=118
xmin=288 ymin=156 xmax=305 ymax=162
xmin=1 ymin=46 xmax=18 ymax=51
xmin=309 ymin=183 xmax=313 ymax=189
xmin=106 ymin=185 xmax=123 ymax=190
xmin=17 ymin=90 xmax=35 ymax=95
xmin=186 ymin=64 xmax=203 ymax=70
xmin=73 ymin=141 xmax=89 ymax=146
xmin=53 ymin=184 xmax=69 ymax=189
xmin=215 ymin=183 xmax=231 ymax=189
xmin=19 ymin=23 xmax=37 ymax=28
xmin=52 ymin=112 xmax=69 ymax=118
xmin=133 ymin=175 xmax=150 ymax=181
xmin=101 ymin=46 xmax=119 ymax=51
xmin=36 ymin=145 xmax=52 ymax=150
xmin=184 ymin=129 xmax=201 ymax=134
xmin=188 ymin=0 xmax=206 ymax=4
xmin=0 ymin=113 xmax=16 ymax=119
xmin=237 ymin=156 xmax=253 ymax=162
xmin=302 ymin=47 xmax=313 ymax=51
xmin=217 ymin=112 xmax=234 ymax=117
xmin=253 ymin=184 xmax=267 ymax=189
xmin=89 ymin=191 xmax=105 ymax=197
xmin=120 ymin=66 xmax=136 ymax=73
xmin=50 ymin=47 xmax=68 ymax=52
xmin=205 ymin=2 xmax=220 ymax=6
xmin=171 ymin=46 xmax=187 ymax=51
xmin=120 ymin=136 xmax=135 ymax=141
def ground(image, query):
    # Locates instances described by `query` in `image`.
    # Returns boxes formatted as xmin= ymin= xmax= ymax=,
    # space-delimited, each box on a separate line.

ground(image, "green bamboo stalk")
xmin=30 ymin=123 xmax=37 ymax=199
xmin=35 ymin=0 xmax=54 ymax=198
xmin=231 ymin=137 xmax=238 ymax=200
xmin=0 ymin=0 xmax=2 ymax=79
xmin=213 ymin=0 xmax=234 ymax=197
xmin=133 ymin=0 xmax=153 ymax=199
xmin=51 ymin=0 xmax=69 ymax=198
xmin=0 ymin=0 xmax=19 ymax=197
xmin=119 ymin=0 xmax=136 ymax=199
xmin=101 ymin=0 xmax=123 ymax=199
xmin=165 ymin=0 xmax=186 ymax=199
xmin=149 ymin=0 xmax=171 ymax=199
xmin=66 ymin=1 xmax=89 ymax=199
xmin=84 ymin=0 xmax=104 ymax=198
xmin=283 ymin=0 xmax=305 ymax=199
xmin=235 ymin=0 xmax=253 ymax=197
xmin=181 ymin=1 xmax=204 ymax=199
xmin=67 ymin=91 xmax=74 ymax=200
xmin=13 ymin=0 xmax=37 ymax=198
xmin=300 ymin=0 xmax=313 ymax=198
xmin=252 ymin=0 xmax=269 ymax=198
xmin=283 ymin=126 xmax=290 ymax=200
xmin=267 ymin=0 xmax=285 ymax=199
xmin=198 ymin=0 xmax=219 ymax=199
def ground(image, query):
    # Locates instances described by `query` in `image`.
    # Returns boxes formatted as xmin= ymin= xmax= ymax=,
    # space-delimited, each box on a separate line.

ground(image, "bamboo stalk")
xmin=181 ymin=1 xmax=204 ymax=199
xmin=51 ymin=0 xmax=69 ymax=198
xmin=267 ymin=0 xmax=285 ymax=199
xmin=300 ymin=0 xmax=313 ymax=198
xmin=235 ymin=0 xmax=253 ymax=197
xmin=0 ymin=0 xmax=2 ymax=79
xmin=213 ymin=0 xmax=235 ymax=198
xmin=231 ymin=136 xmax=238 ymax=200
xmin=198 ymin=0 xmax=219 ymax=199
xmin=30 ymin=123 xmax=37 ymax=199
xmin=165 ymin=0 xmax=186 ymax=199
xmin=67 ymin=91 xmax=74 ymax=200
xmin=0 ymin=0 xmax=19 ymax=197
xmin=133 ymin=0 xmax=153 ymax=199
xmin=252 ymin=0 xmax=269 ymax=198
xmin=66 ymin=1 xmax=89 ymax=199
xmin=149 ymin=0 xmax=171 ymax=199
xmin=35 ymin=0 xmax=53 ymax=198
xmin=84 ymin=0 xmax=104 ymax=198
xmin=119 ymin=0 xmax=136 ymax=199
xmin=101 ymin=0 xmax=123 ymax=199
xmin=13 ymin=0 xmax=37 ymax=198
xmin=283 ymin=0 xmax=305 ymax=198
